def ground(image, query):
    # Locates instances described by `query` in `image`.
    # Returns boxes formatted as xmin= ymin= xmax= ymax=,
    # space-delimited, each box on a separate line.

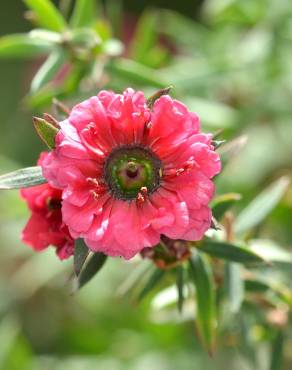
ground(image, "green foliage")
xmin=234 ymin=177 xmax=290 ymax=235
xmin=0 ymin=167 xmax=46 ymax=189
xmin=189 ymin=254 xmax=216 ymax=354
xmin=33 ymin=116 xmax=59 ymax=148
xmin=70 ymin=0 xmax=97 ymax=28
xmin=30 ymin=49 xmax=66 ymax=92
xmin=0 ymin=34 xmax=53 ymax=58
xmin=75 ymin=252 xmax=107 ymax=290
xmin=197 ymin=240 xmax=265 ymax=264
xmin=74 ymin=239 xmax=90 ymax=276
xmin=23 ymin=0 xmax=67 ymax=32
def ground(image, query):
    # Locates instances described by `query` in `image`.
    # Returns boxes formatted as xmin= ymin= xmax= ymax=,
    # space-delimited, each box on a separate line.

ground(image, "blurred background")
xmin=0 ymin=0 xmax=292 ymax=369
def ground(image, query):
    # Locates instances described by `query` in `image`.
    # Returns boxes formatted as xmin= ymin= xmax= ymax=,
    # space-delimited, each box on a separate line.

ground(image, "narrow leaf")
xmin=218 ymin=135 xmax=248 ymax=166
xmin=0 ymin=167 xmax=46 ymax=189
xmin=77 ymin=252 xmax=107 ymax=290
xmin=225 ymin=263 xmax=244 ymax=313
xmin=74 ymin=239 xmax=89 ymax=277
xmin=234 ymin=177 xmax=290 ymax=235
xmin=269 ymin=331 xmax=284 ymax=370
xmin=198 ymin=240 xmax=265 ymax=264
xmin=129 ymin=9 xmax=159 ymax=63
xmin=211 ymin=140 xmax=226 ymax=150
xmin=211 ymin=193 xmax=242 ymax=220
xmin=245 ymin=279 xmax=270 ymax=293
xmin=0 ymin=34 xmax=52 ymax=59
xmin=29 ymin=29 xmax=62 ymax=43
xmin=189 ymin=254 xmax=216 ymax=355
xmin=147 ymin=86 xmax=173 ymax=109
xmin=70 ymin=0 xmax=97 ymax=28
xmin=108 ymin=58 xmax=167 ymax=88
xmin=176 ymin=265 xmax=185 ymax=313
xmin=24 ymin=0 xmax=67 ymax=32
xmin=137 ymin=268 xmax=165 ymax=302
xmin=33 ymin=117 xmax=59 ymax=149
xmin=31 ymin=49 xmax=66 ymax=92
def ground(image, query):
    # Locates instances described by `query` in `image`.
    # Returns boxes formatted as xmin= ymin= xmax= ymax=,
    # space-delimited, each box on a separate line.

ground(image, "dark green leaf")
xmin=31 ymin=49 xmax=66 ymax=92
xmin=245 ymin=279 xmax=270 ymax=293
xmin=211 ymin=140 xmax=226 ymax=149
xmin=77 ymin=252 xmax=107 ymax=290
xmin=176 ymin=265 xmax=185 ymax=313
xmin=189 ymin=253 xmax=216 ymax=355
xmin=137 ymin=268 xmax=165 ymax=302
xmin=74 ymin=239 xmax=89 ymax=277
xmin=33 ymin=117 xmax=59 ymax=149
xmin=225 ymin=263 xmax=244 ymax=313
xmin=24 ymin=0 xmax=67 ymax=32
xmin=198 ymin=240 xmax=265 ymax=264
xmin=0 ymin=34 xmax=52 ymax=59
xmin=0 ymin=167 xmax=46 ymax=189
xmin=234 ymin=177 xmax=290 ymax=235
xmin=269 ymin=331 xmax=284 ymax=370
xmin=70 ymin=0 xmax=97 ymax=28
xmin=211 ymin=193 xmax=242 ymax=220
xmin=245 ymin=278 xmax=292 ymax=305
xmin=147 ymin=86 xmax=173 ymax=109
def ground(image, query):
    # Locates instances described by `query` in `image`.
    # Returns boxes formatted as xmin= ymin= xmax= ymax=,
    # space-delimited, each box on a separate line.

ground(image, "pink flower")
xmin=42 ymin=89 xmax=221 ymax=260
xmin=21 ymin=152 xmax=74 ymax=260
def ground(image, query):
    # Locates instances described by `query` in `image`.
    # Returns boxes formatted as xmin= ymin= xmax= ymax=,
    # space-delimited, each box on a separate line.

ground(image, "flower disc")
xmin=104 ymin=146 xmax=162 ymax=200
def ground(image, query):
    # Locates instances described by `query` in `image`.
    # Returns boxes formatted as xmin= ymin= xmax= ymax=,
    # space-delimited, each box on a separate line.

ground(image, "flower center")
xmin=104 ymin=146 xmax=162 ymax=200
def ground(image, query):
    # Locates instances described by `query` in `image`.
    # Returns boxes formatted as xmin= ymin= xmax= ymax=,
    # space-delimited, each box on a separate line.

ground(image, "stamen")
xmin=140 ymin=186 xmax=148 ymax=196
xmin=87 ymin=178 xmax=107 ymax=194
xmin=136 ymin=192 xmax=145 ymax=206
xmin=164 ymin=160 xmax=196 ymax=179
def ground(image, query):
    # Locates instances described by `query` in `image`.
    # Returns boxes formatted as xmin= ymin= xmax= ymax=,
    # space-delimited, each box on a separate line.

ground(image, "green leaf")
xmin=24 ymin=0 xmax=67 ymax=32
xmin=33 ymin=117 xmax=59 ymax=149
xmin=146 ymin=86 xmax=173 ymax=109
xmin=29 ymin=29 xmax=62 ymax=43
xmin=0 ymin=34 xmax=52 ymax=59
xmin=137 ymin=268 xmax=165 ymax=302
xmin=211 ymin=193 xmax=242 ymax=220
xmin=217 ymin=135 xmax=248 ymax=165
xmin=108 ymin=58 xmax=167 ymax=88
xmin=225 ymin=263 xmax=244 ymax=313
xmin=234 ymin=177 xmax=290 ymax=235
xmin=245 ymin=278 xmax=292 ymax=305
xmin=70 ymin=0 xmax=97 ymax=28
xmin=269 ymin=331 xmax=284 ymax=370
xmin=249 ymin=239 xmax=292 ymax=264
xmin=31 ymin=49 xmax=66 ymax=92
xmin=198 ymin=240 xmax=265 ymax=264
xmin=0 ymin=167 xmax=46 ymax=189
xmin=176 ymin=265 xmax=185 ymax=313
xmin=70 ymin=28 xmax=101 ymax=49
xmin=74 ymin=239 xmax=90 ymax=277
xmin=189 ymin=254 xmax=216 ymax=355
xmin=77 ymin=252 xmax=107 ymax=290
xmin=129 ymin=9 xmax=159 ymax=63
xmin=245 ymin=279 xmax=271 ymax=293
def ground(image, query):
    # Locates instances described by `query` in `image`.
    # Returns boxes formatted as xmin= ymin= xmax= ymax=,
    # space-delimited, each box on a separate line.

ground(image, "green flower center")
xmin=104 ymin=146 xmax=162 ymax=200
